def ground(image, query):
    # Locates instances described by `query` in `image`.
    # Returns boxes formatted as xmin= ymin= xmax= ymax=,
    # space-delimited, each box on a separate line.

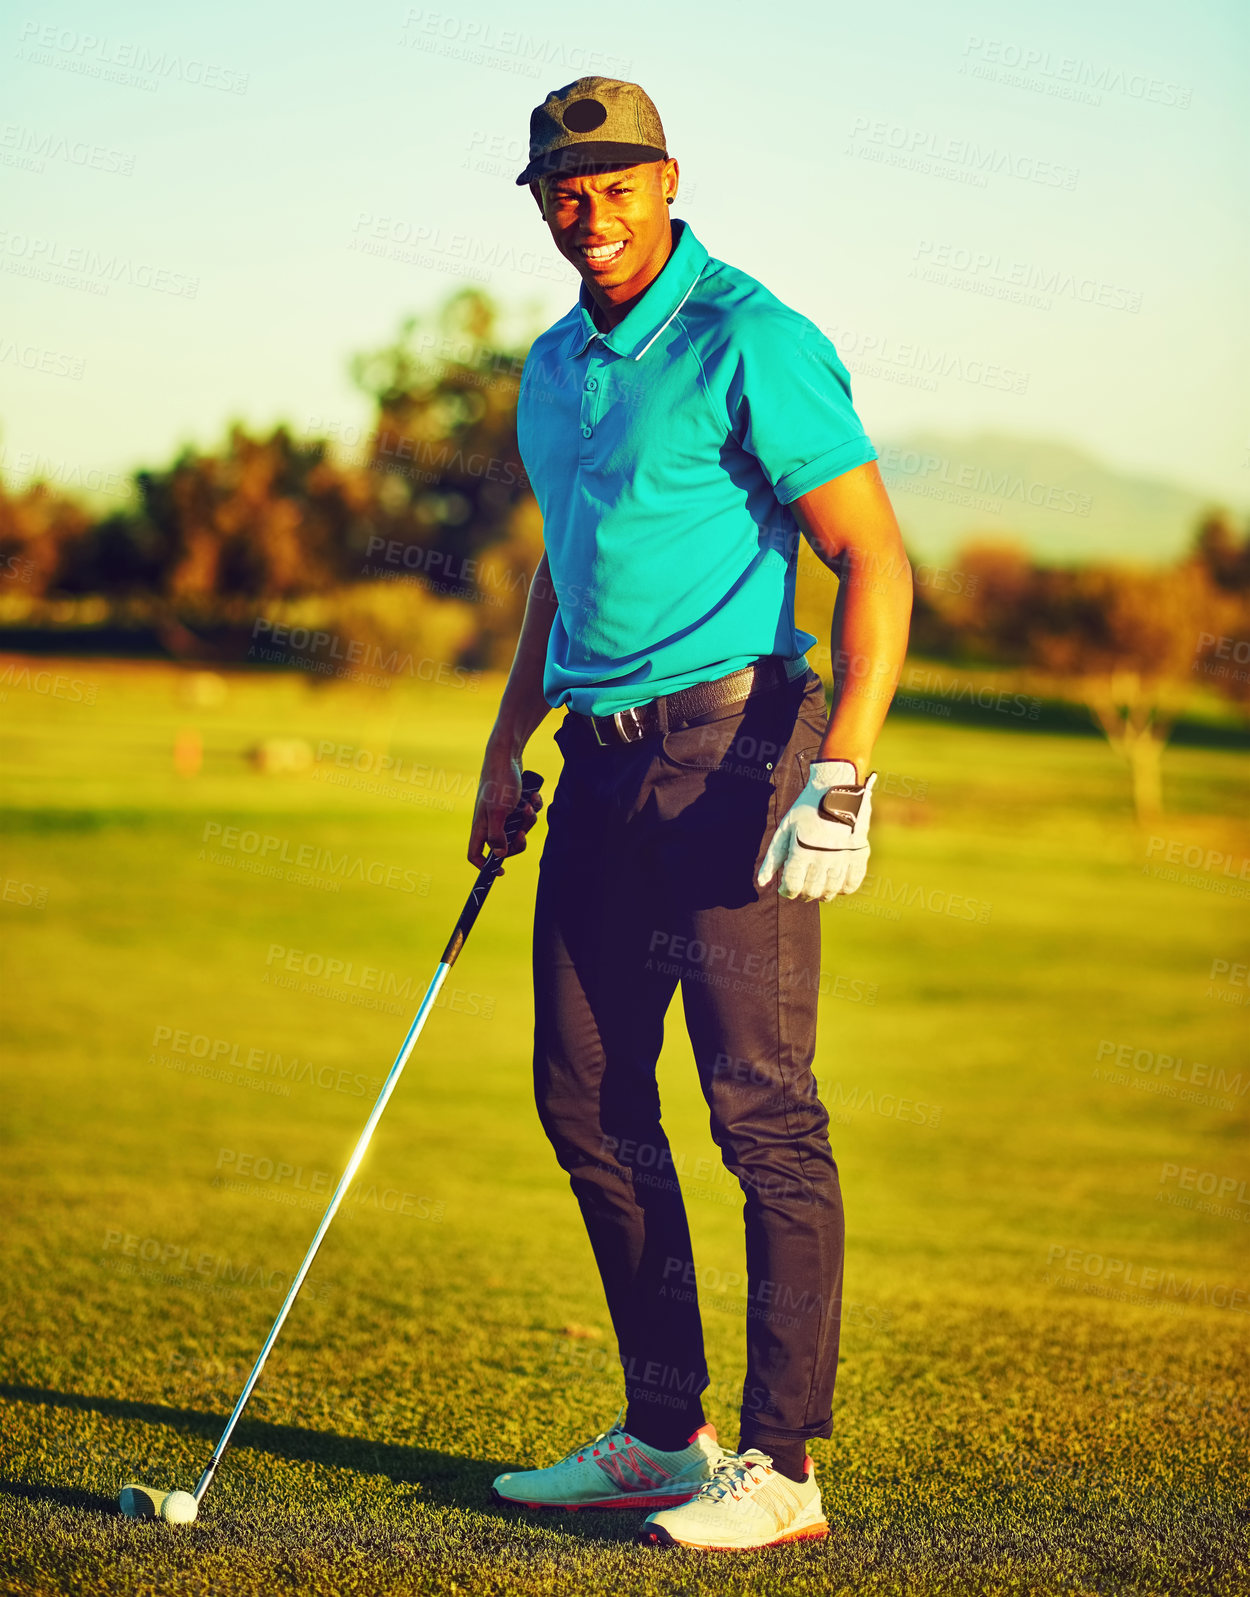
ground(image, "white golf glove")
xmin=757 ymin=760 xmax=876 ymax=902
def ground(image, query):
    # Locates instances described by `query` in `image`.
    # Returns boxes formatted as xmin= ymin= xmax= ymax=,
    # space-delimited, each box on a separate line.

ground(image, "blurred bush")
xmin=0 ymin=287 xmax=541 ymax=670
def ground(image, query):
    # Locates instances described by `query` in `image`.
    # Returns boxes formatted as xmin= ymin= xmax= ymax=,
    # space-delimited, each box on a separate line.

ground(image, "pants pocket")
xmin=660 ymin=683 xmax=805 ymax=780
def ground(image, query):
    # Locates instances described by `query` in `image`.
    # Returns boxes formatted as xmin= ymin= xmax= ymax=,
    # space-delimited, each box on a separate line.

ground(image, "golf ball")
xmin=160 ymin=1490 xmax=199 ymax=1524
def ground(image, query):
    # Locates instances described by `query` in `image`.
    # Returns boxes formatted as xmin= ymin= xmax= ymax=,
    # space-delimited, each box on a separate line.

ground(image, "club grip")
xmin=501 ymin=770 xmax=544 ymax=853
xmin=440 ymin=770 xmax=544 ymax=967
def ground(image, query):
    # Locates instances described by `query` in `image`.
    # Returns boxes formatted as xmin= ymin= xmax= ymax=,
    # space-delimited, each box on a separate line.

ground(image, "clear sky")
xmin=2 ymin=0 xmax=1246 ymax=508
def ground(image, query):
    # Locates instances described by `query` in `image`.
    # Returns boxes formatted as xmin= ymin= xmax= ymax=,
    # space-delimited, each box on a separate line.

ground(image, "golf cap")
xmin=516 ymin=76 xmax=667 ymax=186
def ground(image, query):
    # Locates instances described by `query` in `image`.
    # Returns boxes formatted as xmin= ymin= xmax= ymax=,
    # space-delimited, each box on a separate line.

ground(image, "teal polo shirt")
xmin=516 ymin=217 xmax=877 ymax=717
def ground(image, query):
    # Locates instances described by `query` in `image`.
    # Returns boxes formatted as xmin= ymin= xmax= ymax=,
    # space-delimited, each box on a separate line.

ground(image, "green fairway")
xmin=1 ymin=657 xmax=1247 ymax=1596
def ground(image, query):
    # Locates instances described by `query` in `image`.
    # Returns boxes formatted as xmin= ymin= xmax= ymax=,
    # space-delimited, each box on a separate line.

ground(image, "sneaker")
xmin=638 ymin=1447 xmax=828 ymax=1550
xmin=491 ymin=1415 xmax=722 ymax=1512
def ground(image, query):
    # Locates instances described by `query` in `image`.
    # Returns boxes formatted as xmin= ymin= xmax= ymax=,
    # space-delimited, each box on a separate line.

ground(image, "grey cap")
xmin=516 ymin=76 xmax=667 ymax=186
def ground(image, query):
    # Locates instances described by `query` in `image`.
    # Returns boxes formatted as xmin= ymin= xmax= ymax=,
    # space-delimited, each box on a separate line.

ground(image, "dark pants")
xmin=531 ymin=666 xmax=845 ymax=1453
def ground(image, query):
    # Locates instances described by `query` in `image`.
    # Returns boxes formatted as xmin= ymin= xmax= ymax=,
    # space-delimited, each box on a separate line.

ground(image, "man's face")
xmin=535 ymin=159 xmax=679 ymax=302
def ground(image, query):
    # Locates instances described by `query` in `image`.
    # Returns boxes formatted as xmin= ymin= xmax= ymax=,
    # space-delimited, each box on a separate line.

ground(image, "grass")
xmin=1 ymin=655 xmax=1248 ymax=1596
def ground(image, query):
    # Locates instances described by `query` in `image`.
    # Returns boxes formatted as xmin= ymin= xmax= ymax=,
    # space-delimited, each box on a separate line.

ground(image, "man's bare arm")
xmin=790 ymin=459 xmax=913 ymax=782
xmin=466 ymin=551 xmax=558 ymax=868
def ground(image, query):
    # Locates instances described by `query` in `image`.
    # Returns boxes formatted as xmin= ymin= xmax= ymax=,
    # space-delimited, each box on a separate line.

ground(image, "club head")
xmin=119 ymin=1484 xmax=198 ymax=1523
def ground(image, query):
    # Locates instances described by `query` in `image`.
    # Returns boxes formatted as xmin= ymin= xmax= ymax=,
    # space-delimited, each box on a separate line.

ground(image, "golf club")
xmin=119 ymin=771 xmax=544 ymax=1523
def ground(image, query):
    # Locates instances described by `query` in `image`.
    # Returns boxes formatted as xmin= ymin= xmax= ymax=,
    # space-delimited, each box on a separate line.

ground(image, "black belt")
xmin=572 ymin=655 xmax=811 ymax=747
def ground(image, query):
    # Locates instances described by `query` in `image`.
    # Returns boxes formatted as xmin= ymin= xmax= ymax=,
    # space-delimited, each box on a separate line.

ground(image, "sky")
xmin=2 ymin=0 xmax=1247 ymax=511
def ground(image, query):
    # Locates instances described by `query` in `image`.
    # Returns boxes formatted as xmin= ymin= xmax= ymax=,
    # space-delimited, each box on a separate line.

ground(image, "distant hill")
xmin=874 ymin=432 xmax=1239 ymax=565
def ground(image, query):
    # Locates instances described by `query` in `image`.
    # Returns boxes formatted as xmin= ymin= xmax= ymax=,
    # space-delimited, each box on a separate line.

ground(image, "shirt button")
xmin=585 ymin=377 xmax=598 ymax=391
xmin=581 ymin=424 xmax=592 ymax=438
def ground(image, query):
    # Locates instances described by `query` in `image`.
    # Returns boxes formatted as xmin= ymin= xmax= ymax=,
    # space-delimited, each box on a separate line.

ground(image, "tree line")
xmin=2 ymin=286 xmax=1248 ymax=816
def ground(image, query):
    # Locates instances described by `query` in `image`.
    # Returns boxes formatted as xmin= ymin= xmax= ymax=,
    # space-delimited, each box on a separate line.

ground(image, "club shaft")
xmin=192 ymin=957 xmax=454 ymax=1502
xmin=190 ymin=772 xmax=541 ymax=1507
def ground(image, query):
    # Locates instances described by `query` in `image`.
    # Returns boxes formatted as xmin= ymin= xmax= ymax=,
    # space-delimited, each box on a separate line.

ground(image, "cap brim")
xmin=515 ymin=142 xmax=667 ymax=186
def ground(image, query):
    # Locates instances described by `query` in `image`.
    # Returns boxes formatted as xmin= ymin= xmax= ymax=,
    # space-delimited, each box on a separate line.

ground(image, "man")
xmin=468 ymin=75 xmax=912 ymax=1552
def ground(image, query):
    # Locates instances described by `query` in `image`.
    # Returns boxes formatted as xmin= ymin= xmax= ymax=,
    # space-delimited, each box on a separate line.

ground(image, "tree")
xmin=349 ymin=289 xmax=532 ymax=604
xmin=1192 ymin=509 xmax=1250 ymax=593
xmin=1018 ymin=561 xmax=1216 ymax=822
xmin=16 ymin=426 xmax=376 ymax=606
xmin=927 ymin=517 xmax=1249 ymax=822
xmin=0 ymin=475 xmax=93 ymax=597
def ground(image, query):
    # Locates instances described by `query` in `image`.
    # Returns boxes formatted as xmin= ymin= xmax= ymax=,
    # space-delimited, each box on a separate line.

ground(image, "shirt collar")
xmin=565 ymin=218 xmax=709 ymax=362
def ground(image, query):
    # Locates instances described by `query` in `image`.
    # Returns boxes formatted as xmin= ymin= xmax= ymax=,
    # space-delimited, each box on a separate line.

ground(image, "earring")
xmin=666 ymin=196 xmax=674 ymax=204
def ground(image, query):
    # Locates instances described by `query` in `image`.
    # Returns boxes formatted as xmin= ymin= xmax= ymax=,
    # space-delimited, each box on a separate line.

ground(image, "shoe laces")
xmin=696 ymin=1447 xmax=773 ymax=1502
xmin=556 ymin=1405 xmax=635 ymax=1466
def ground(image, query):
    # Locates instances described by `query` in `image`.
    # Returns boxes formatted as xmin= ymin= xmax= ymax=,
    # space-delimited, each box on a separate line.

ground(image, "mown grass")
xmin=1 ymin=657 xmax=1248 ymax=1596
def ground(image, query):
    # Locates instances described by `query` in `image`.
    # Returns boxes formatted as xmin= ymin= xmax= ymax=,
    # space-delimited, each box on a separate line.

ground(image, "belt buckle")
xmin=614 ymin=705 xmax=647 ymax=743
xmin=592 ymin=705 xmax=646 ymax=745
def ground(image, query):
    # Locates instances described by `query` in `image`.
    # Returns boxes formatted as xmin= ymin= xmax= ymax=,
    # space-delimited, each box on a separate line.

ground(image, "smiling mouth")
xmin=577 ymin=241 xmax=626 ymax=266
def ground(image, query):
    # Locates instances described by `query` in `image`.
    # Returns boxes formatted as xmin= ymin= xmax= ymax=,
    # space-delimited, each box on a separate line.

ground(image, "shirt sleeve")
xmin=726 ymin=308 xmax=877 ymax=505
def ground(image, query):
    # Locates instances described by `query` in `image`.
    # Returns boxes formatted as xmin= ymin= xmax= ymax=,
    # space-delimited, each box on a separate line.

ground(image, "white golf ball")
xmin=160 ymin=1490 xmax=199 ymax=1524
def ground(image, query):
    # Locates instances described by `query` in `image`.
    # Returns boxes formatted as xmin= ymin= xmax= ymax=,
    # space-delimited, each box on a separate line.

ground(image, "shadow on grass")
xmin=0 ymin=1384 xmax=640 ymax=1543
xmin=0 ymin=1478 xmax=118 ymax=1516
